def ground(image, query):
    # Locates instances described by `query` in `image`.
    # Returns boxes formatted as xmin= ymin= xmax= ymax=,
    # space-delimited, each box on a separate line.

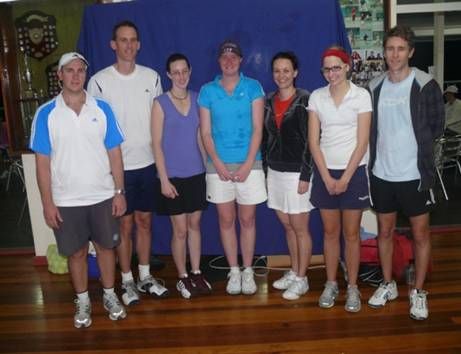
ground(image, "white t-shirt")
xmin=373 ymin=71 xmax=420 ymax=181
xmin=88 ymin=64 xmax=162 ymax=170
xmin=29 ymin=93 xmax=124 ymax=207
xmin=308 ymin=81 xmax=372 ymax=169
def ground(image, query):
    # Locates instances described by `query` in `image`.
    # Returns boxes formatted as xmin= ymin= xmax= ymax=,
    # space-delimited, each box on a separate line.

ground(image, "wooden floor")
xmin=0 ymin=232 xmax=460 ymax=354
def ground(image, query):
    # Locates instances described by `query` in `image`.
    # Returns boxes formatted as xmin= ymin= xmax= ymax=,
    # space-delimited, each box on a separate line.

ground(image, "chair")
xmin=5 ymin=154 xmax=25 ymax=192
xmin=434 ymin=135 xmax=461 ymax=200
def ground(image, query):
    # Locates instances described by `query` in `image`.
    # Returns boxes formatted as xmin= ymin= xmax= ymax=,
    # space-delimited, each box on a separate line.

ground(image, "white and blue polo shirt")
xmin=198 ymin=73 xmax=264 ymax=164
xmin=30 ymin=92 xmax=124 ymax=207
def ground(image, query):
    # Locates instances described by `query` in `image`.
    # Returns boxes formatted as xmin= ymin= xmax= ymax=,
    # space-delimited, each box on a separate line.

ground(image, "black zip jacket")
xmin=262 ymin=88 xmax=312 ymax=181
xmin=368 ymin=68 xmax=445 ymax=191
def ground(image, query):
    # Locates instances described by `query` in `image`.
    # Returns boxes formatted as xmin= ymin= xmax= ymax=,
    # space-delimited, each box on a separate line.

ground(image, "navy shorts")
xmin=54 ymin=198 xmax=120 ymax=256
xmin=124 ymin=164 xmax=158 ymax=215
xmin=310 ymin=165 xmax=370 ymax=210
xmin=370 ymin=174 xmax=435 ymax=217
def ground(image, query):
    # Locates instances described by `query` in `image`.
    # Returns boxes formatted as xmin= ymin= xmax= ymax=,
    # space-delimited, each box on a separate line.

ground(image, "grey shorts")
xmin=53 ymin=198 xmax=121 ymax=256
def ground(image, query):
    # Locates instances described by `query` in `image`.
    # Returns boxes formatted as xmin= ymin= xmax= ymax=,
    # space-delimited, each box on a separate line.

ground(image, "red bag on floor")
xmin=392 ymin=232 xmax=414 ymax=279
xmin=360 ymin=232 xmax=414 ymax=280
xmin=360 ymin=238 xmax=380 ymax=265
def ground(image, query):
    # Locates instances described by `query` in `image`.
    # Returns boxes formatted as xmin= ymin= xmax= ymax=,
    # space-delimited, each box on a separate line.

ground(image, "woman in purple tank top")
xmin=151 ymin=53 xmax=211 ymax=299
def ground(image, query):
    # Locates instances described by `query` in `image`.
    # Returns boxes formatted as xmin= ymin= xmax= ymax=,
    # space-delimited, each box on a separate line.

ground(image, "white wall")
xmin=22 ymin=153 xmax=55 ymax=257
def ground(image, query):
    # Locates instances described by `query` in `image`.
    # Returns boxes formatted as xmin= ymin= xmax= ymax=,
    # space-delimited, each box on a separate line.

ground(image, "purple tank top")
xmin=157 ymin=91 xmax=205 ymax=178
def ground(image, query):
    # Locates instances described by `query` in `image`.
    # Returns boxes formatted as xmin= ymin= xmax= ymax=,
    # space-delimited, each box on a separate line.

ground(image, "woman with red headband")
xmin=307 ymin=45 xmax=372 ymax=312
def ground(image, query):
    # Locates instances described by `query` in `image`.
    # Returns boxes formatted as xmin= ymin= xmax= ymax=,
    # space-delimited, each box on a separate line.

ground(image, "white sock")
xmin=103 ymin=287 xmax=115 ymax=295
xmin=121 ymin=271 xmax=134 ymax=283
xmin=76 ymin=291 xmax=89 ymax=303
xmin=230 ymin=266 xmax=240 ymax=273
xmin=138 ymin=264 xmax=150 ymax=281
xmin=243 ymin=266 xmax=253 ymax=273
xmin=191 ymin=269 xmax=201 ymax=275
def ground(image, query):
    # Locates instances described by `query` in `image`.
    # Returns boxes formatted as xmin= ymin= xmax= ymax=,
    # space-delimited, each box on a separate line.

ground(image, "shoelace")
xmin=347 ymin=288 xmax=361 ymax=302
xmin=323 ymin=284 xmax=337 ymax=297
xmin=105 ymin=294 xmax=121 ymax=309
xmin=375 ymin=284 xmax=390 ymax=298
xmin=413 ymin=293 xmax=426 ymax=310
xmin=289 ymin=281 xmax=303 ymax=293
xmin=229 ymin=272 xmax=240 ymax=281
xmin=75 ymin=300 xmax=90 ymax=315
xmin=124 ymin=283 xmax=138 ymax=298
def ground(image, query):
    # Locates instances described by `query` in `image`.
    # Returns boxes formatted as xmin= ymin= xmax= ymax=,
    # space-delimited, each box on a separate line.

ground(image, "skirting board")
xmin=267 ymin=254 xmax=325 ymax=267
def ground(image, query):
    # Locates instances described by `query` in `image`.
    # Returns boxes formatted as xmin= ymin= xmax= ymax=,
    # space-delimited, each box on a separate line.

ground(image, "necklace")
xmin=170 ymin=90 xmax=188 ymax=100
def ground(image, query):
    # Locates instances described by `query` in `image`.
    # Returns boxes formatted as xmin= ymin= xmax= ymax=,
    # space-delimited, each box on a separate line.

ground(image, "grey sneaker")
xmin=241 ymin=267 xmax=257 ymax=295
xmin=409 ymin=289 xmax=429 ymax=320
xmin=103 ymin=293 xmax=127 ymax=321
xmin=74 ymin=299 xmax=92 ymax=328
xmin=137 ymin=275 xmax=169 ymax=298
xmin=319 ymin=281 xmax=339 ymax=308
xmin=345 ymin=285 xmax=361 ymax=312
xmin=273 ymin=270 xmax=297 ymax=290
xmin=121 ymin=280 xmax=140 ymax=306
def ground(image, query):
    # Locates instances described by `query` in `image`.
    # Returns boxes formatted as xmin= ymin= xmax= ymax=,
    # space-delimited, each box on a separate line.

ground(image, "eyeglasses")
xmin=320 ymin=65 xmax=344 ymax=74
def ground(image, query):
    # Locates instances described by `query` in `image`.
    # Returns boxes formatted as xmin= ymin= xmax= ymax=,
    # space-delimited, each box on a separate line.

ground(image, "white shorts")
xmin=267 ymin=168 xmax=314 ymax=214
xmin=206 ymin=169 xmax=267 ymax=205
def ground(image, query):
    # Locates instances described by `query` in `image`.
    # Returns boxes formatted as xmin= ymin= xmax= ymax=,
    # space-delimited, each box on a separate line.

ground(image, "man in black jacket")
xmin=366 ymin=25 xmax=444 ymax=321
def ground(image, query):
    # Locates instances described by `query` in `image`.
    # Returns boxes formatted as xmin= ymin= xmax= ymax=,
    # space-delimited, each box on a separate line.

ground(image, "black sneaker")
xmin=190 ymin=272 xmax=212 ymax=295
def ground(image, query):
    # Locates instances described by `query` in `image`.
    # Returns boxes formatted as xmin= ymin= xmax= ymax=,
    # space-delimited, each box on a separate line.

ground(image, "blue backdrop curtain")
xmin=77 ymin=0 xmax=350 ymax=255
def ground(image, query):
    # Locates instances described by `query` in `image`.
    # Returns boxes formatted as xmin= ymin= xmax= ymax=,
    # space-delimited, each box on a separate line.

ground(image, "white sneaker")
xmin=241 ymin=267 xmax=257 ymax=295
xmin=409 ymin=289 xmax=429 ymax=320
xmin=368 ymin=280 xmax=399 ymax=308
xmin=74 ymin=299 xmax=92 ymax=328
xmin=121 ymin=280 xmax=140 ymax=306
xmin=103 ymin=293 xmax=127 ymax=321
xmin=137 ymin=275 xmax=169 ymax=298
xmin=282 ymin=276 xmax=309 ymax=300
xmin=272 ymin=270 xmax=297 ymax=290
xmin=226 ymin=268 xmax=241 ymax=295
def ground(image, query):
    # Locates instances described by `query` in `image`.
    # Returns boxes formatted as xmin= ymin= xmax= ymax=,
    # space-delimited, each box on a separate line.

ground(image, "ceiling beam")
xmin=397 ymin=2 xmax=461 ymax=14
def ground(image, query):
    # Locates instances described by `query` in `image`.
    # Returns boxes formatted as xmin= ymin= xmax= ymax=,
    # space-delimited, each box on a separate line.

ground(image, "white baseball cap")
xmin=58 ymin=52 xmax=88 ymax=71
xmin=444 ymin=85 xmax=458 ymax=94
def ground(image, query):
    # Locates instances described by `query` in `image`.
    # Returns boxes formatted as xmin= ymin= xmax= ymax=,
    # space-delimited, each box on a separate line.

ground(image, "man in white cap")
xmin=30 ymin=52 xmax=127 ymax=328
xmin=444 ymin=85 xmax=461 ymax=135
xmin=87 ymin=20 xmax=167 ymax=306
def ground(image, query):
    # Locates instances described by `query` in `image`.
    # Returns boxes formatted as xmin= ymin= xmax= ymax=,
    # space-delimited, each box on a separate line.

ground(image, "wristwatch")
xmin=114 ymin=188 xmax=125 ymax=195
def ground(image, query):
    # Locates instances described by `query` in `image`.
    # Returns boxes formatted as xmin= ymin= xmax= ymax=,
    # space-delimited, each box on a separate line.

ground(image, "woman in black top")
xmin=263 ymin=51 xmax=313 ymax=301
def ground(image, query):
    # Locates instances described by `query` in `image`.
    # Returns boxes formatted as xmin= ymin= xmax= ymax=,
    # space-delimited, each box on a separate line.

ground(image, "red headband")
xmin=321 ymin=48 xmax=350 ymax=65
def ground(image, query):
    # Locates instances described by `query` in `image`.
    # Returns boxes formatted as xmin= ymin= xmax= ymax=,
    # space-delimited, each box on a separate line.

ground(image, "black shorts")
xmin=155 ymin=172 xmax=207 ymax=216
xmin=124 ymin=164 xmax=158 ymax=214
xmin=370 ymin=174 xmax=435 ymax=217
xmin=53 ymin=198 xmax=120 ymax=256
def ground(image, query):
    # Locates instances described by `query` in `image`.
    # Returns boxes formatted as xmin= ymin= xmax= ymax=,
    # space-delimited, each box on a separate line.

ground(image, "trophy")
xmin=18 ymin=45 xmax=38 ymax=143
